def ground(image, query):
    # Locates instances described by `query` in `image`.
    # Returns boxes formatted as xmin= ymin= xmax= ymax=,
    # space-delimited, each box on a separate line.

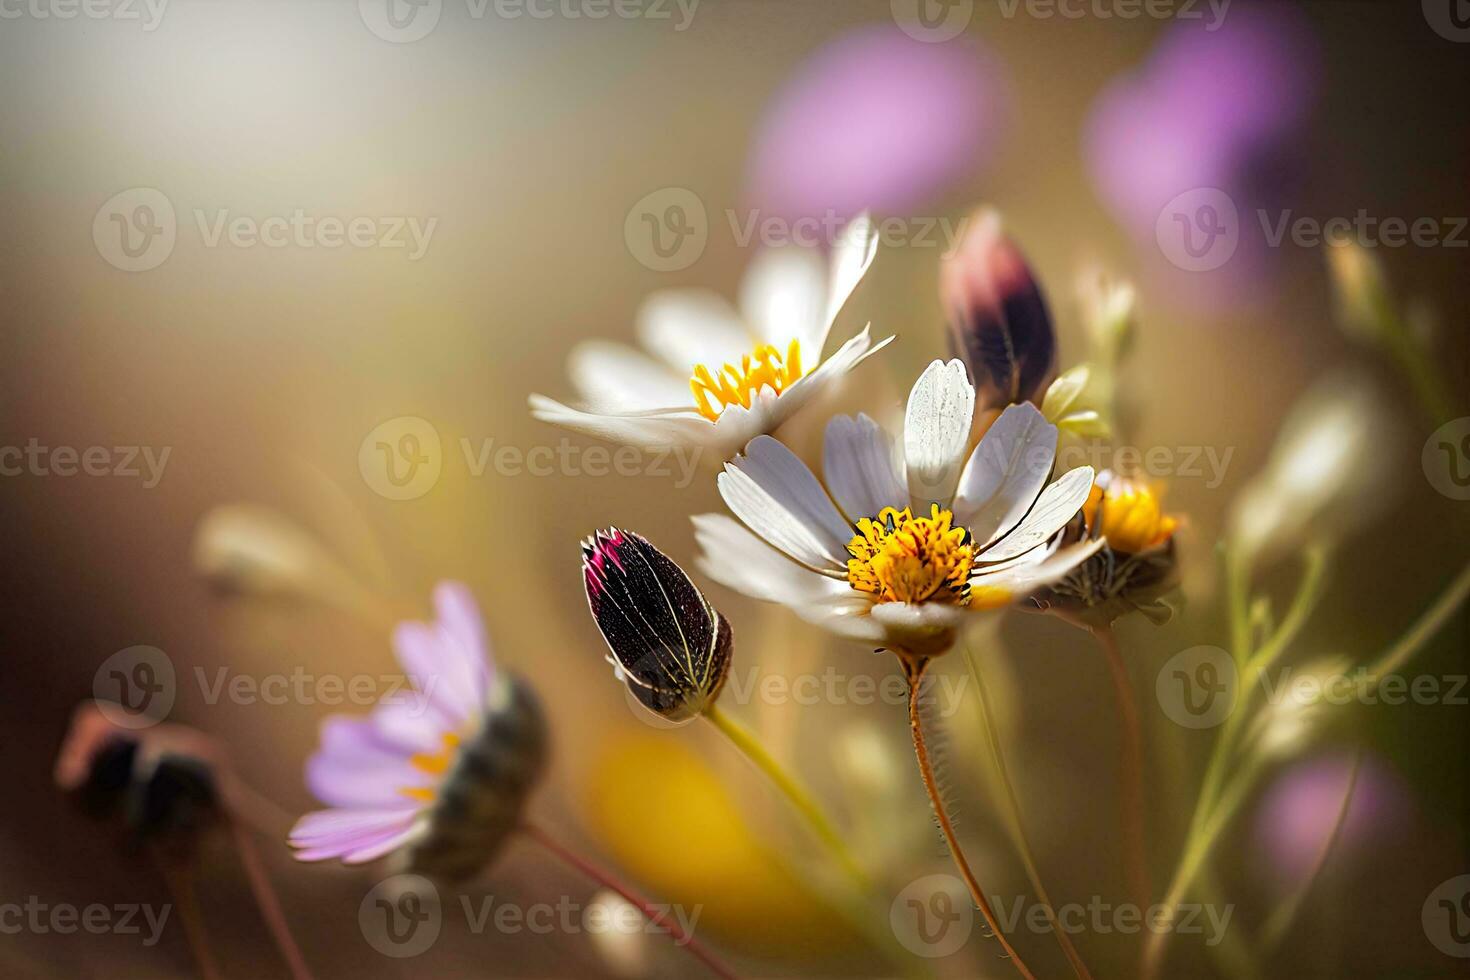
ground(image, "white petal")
xmin=954 ymin=402 xmax=1059 ymax=545
xmin=568 ymin=341 xmax=690 ymax=411
xmin=705 ymin=327 xmax=893 ymax=458
xmin=693 ymin=513 xmax=848 ymax=604
xmin=823 ymin=212 xmax=879 ymax=347
xmin=823 ymin=413 xmax=907 ymax=522
xmin=903 ymin=359 xmax=976 ymax=507
xmin=528 ymin=394 xmax=712 ymax=452
xmin=981 ymin=466 xmax=1096 ymax=562
xmin=740 ymin=247 xmax=826 ymax=356
xmin=718 ymin=436 xmax=851 ymax=571
xmin=636 ymin=288 xmax=752 ymax=372
xmin=973 ymin=538 xmax=1106 ymax=592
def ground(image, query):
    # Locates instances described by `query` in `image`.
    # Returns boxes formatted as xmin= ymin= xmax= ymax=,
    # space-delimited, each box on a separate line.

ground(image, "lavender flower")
xmin=290 ymin=583 xmax=546 ymax=880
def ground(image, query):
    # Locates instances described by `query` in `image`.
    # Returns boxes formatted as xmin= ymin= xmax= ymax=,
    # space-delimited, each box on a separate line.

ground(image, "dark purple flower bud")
xmin=56 ymin=702 xmax=222 ymax=850
xmin=581 ymin=528 xmax=733 ymax=723
xmin=941 ymin=208 xmax=1056 ymax=412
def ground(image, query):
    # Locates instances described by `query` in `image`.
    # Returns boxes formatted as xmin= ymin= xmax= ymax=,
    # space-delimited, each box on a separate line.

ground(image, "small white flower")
xmin=693 ymin=359 xmax=1102 ymax=657
xmin=529 ymin=214 xmax=891 ymax=459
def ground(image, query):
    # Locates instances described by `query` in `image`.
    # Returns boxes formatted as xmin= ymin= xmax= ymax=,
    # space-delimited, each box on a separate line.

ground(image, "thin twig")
xmin=521 ymin=822 xmax=740 ymax=980
xmin=231 ymin=820 xmax=315 ymax=980
xmin=1092 ymin=625 xmax=1151 ymax=915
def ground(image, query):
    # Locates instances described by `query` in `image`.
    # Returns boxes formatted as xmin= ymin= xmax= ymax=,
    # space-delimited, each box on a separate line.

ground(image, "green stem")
xmin=700 ymin=703 xmax=924 ymax=977
xmin=1369 ymin=562 xmax=1470 ymax=677
xmin=702 ymin=703 xmax=870 ymax=891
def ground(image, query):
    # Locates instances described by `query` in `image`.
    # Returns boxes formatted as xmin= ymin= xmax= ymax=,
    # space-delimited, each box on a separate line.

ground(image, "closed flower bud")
xmin=56 ymin=702 xmax=222 ymax=851
xmin=941 ymin=208 xmax=1056 ymax=412
xmin=192 ymin=504 xmax=368 ymax=613
xmin=582 ymin=528 xmax=733 ymax=724
xmin=1227 ymin=372 xmax=1394 ymax=567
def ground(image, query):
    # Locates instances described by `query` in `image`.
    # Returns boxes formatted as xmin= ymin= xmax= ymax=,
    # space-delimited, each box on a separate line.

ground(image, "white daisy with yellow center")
xmin=529 ymin=214 xmax=892 ymax=459
xmin=694 ymin=360 xmax=1104 ymax=657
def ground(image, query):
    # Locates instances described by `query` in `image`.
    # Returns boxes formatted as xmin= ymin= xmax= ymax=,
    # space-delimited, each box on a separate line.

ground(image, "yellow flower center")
xmin=846 ymin=505 xmax=975 ymax=605
xmin=401 ymin=731 xmax=462 ymax=803
xmin=1083 ymin=480 xmax=1178 ymax=554
xmin=689 ymin=340 xmax=804 ymax=423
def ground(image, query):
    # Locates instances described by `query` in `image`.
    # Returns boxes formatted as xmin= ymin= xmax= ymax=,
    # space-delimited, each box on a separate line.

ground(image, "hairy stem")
xmin=522 ymin=822 xmax=739 ymax=980
xmin=903 ymin=655 xmax=1037 ymax=980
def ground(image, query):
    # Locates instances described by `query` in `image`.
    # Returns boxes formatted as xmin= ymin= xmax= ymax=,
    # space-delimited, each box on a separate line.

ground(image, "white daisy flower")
xmin=693 ymin=359 xmax=1103 ymax=658
xmin=529 ymin=214 xmax=891 ymax=459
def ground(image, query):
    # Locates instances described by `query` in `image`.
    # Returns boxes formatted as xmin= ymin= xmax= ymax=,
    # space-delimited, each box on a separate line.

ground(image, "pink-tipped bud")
xmin=941 ymin=208 xmax=1056 ymax=412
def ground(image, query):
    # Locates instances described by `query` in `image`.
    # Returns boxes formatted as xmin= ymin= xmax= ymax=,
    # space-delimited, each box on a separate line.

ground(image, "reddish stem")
xmin=521 ymin=822 xmax=740 ymax=980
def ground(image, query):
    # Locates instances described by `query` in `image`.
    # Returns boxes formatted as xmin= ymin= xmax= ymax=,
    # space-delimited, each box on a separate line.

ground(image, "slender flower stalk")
xmin=700 ymin=704 xmax=928 ymax=978
xmin=1092 ymin=625 xmax=1150 ymax=915
xmin=153 ymin=855 xmax=221 ymax=980
xmin=521 ymin=822 xmax=739 ymax=980
xmin=964 ymin=645 xmax=1094 ymax=980
xmin=1260 ymin=750 xmax=1362 ymax=950
xmin=701 ymin=703 xmax=869 ymax=890
xmin=901 ymin=653 xmax=1037 ymax=980
xmin=1145 ymin=559 xmax=1470 ymax=979
xmin=231 ymin=820 xmax=314 ymax=980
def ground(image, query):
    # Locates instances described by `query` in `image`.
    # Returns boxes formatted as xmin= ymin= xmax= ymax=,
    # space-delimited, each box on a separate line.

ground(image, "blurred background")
xmin=2 ymin=0 xmax=1467 ymax=976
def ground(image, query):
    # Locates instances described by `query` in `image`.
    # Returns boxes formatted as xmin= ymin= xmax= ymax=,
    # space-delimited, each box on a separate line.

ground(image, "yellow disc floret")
xmin=846 ymin=505 xmax=975 ymax=605
xmin=401 ymin=731 xmax=462 ymax=803
xmin=1083 ymin=478 xmax=1178 ymax=554
xmin=690 ymin=340 xmax=804 ymax=422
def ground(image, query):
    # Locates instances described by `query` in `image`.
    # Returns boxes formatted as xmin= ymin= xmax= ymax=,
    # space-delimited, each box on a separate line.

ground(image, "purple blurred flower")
xmin=1084 ymin=6 xmax=1319 ymax=305
xmin=1253 ymin=751 xmax=1410 ymax=885
xmin=290 ymin=583 xmax=545 ymax=879
xmin=746 ymin=25 xmax=1008 ymax=224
